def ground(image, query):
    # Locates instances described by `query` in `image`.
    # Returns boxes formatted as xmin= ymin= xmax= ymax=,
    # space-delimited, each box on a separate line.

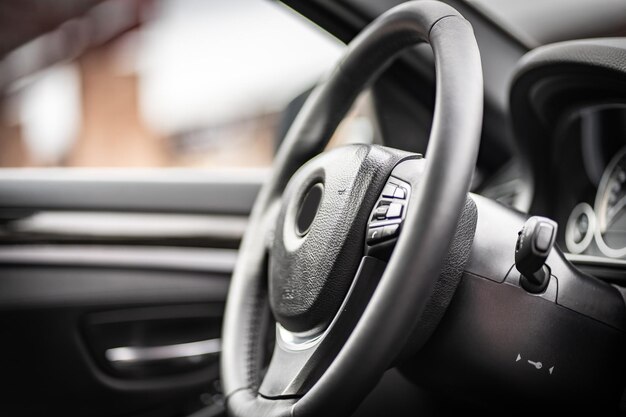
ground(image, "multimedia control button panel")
xmin=366 ymin=176 xmax=410 ymax=246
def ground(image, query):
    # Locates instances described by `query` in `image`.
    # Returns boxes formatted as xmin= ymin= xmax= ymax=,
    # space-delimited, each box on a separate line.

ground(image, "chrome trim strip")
xmin=6 ymin=211 xmax=247 ymax=240
xmin=565 ymin=253 xmax=626 ymax=268
xmin=105 ymin=338 xmax=221 ymax=363
xmin=0 ymin=245 xmax=237 ymax=273
xmin=276 ymin=323 xmax=325 ymax=351
xmin=564 ymin=202 xmax=595 ymax=255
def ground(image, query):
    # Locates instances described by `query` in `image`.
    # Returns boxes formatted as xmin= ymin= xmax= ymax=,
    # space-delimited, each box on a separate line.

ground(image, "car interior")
xmin=1 ymin=0 xmax=626 ymax=416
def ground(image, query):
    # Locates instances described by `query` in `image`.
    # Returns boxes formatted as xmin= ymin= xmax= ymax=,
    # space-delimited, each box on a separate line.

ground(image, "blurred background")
xmin=0 ymin=0 xmax=357 ymax=169
xmin=0 ymin=0 xmax=625 ymax=171
xmin=0 ymin=1 xmax=625 ymax=416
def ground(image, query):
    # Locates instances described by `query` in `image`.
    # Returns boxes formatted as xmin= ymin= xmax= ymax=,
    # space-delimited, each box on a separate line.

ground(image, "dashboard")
xmin=505 ymin=38 xmax=626 ymax=287
xmin=553 ymin=107 xmax=626 ymax=261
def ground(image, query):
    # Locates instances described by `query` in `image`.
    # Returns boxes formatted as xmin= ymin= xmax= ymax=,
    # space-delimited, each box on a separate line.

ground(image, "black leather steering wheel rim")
xmin=221 ymin=2 xmax=483 ymax=416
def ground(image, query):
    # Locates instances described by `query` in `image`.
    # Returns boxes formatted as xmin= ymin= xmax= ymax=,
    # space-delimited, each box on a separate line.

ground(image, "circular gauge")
xmin=594 ymin=146 xmax=626 ymax=258
xmin=565 ymin=202 xmax=595 ymax=254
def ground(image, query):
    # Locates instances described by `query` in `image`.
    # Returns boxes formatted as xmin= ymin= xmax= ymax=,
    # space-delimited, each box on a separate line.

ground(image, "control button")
xmin=382 ymin=224 xmax=399 ymax=238
xmin=534 ymin=223 xmax=554 ymax=252
xmin=381 ymin=183 xmax=397 ymax=198
xmin=393 ymin=187 xmax=406 ymax=199
xmin=386 ymin=203 xmax=403 ymax=219
xmin=374 ymin=205 xmax=389 ymax=220
xmin=367 ymin=227 xmax=384 ymax=243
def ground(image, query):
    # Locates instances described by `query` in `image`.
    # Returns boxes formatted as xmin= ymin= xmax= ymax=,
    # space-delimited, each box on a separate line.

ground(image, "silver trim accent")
xmin=5 ymin=211 xmax=247 ymax=240
xmin=105 ymin=338 xmax=221 ymax=364
xmin=565 ymin=202 xmax=596 ymax=254
xmin=275 ymin=256 xmax=377 ymax=352
xmin=0 ymin=245 xmax=237 ymax=273
xmin=594 ymin=146 xmax=626 ymax=258
xmin=566 ymin=253 xmax=626 ymax=268
xmin=276 ymin=324 xmax=325 ymax=351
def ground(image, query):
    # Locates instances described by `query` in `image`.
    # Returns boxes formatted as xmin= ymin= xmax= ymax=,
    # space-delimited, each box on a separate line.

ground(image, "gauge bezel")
xmin=565 ymin=202 xmax=595 ymax=254
xmin=594 ymin=146 xmax=626 ymax=258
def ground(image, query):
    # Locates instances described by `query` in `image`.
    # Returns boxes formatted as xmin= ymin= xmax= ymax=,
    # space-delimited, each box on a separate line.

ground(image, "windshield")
xmin=466 ymin=0 xmax=626 ymax=48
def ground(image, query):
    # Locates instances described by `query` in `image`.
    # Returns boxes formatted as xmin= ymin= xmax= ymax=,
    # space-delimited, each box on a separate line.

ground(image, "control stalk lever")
xmin=515 ymin=216 xmax=557 ymax=293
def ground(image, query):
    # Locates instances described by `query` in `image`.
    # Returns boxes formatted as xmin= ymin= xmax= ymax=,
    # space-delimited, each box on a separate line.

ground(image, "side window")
xmin=0 ymin=0 xmax=374 ymax=169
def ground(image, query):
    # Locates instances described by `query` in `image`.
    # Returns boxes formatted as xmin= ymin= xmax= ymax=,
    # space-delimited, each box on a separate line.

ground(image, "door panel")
xmin=0 ymin=251 xmax=233 ymax=416
xmin=0 ymin=177 xmax=258 ymax=417
xmin=0 ymin=1 xmax=351 ymax=415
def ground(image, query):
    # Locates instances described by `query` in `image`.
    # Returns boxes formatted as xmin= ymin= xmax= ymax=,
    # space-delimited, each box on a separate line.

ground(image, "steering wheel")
xmin=220 ymin=1 xmax=483 ymax=416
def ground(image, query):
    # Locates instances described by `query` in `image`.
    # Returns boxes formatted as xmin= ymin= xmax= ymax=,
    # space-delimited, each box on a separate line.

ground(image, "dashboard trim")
xmin=565 ymin=253 xmax=626 ymax=268
xmin=0 ymin=245 xmax=237 ymax=274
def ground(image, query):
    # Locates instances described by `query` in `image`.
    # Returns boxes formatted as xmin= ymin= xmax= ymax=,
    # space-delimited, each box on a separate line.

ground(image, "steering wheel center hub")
xmin=269 ymin=145 xmax=409 ymax=333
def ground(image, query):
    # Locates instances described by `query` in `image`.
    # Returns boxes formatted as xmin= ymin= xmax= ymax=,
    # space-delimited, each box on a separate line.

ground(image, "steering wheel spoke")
xmin=259 ymin=256 xmax=387 ymax=398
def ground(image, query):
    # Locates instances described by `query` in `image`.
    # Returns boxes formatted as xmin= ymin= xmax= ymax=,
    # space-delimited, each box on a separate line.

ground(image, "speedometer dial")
xmin=594 ymin=146 xmax=626 ymax=258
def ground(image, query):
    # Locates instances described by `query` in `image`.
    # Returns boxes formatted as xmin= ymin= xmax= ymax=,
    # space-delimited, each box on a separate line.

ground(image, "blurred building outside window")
xmin=0 ymin=0 xmax=376 ymax=171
